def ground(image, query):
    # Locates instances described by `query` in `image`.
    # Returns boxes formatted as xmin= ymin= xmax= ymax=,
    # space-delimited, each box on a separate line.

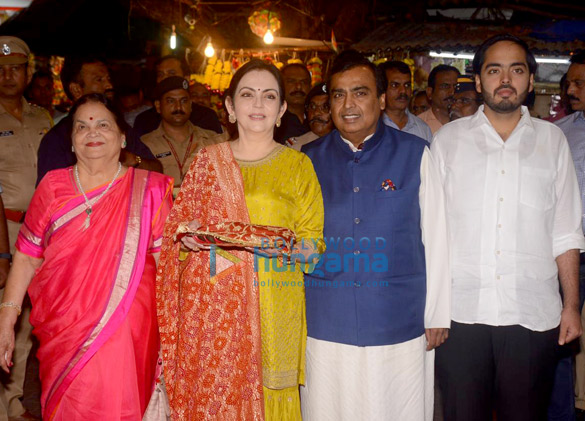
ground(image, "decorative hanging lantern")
xmin=248 ymin=9 xmax=281 ymax=39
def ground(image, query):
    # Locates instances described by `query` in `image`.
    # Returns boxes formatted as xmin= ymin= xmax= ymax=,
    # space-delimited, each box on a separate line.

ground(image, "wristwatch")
xmin=0 ymin=253 xmax=12 ymax=262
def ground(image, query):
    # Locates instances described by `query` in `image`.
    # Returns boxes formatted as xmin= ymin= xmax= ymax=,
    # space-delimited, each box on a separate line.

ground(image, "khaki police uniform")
xmin=0 ymin=98 xmax=51 ymax=420
xmin=141 ymin=121 xmax=228 ymax=196
xmin=0 ymin=99 xmax=51 ymax=253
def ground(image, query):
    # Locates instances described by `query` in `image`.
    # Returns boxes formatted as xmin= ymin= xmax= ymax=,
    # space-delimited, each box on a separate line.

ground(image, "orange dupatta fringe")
xmin=157 ymin=142 xmax=264 ymax=420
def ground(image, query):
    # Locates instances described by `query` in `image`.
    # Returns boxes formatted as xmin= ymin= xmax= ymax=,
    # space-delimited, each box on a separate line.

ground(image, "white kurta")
xmin=431 ymin=105 xmax=585 ymax=331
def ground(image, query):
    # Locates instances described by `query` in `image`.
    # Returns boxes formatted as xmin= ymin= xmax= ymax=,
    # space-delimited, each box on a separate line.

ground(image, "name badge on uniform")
xmin=156 ymin=151 xmax=172 ymax=158
xmin=0 ymin=130 xmax=14 ymax=137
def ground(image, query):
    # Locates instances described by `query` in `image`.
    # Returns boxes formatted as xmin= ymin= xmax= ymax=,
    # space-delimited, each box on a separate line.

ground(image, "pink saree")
xmin=16 ymin=167 xmax=173 ymax=421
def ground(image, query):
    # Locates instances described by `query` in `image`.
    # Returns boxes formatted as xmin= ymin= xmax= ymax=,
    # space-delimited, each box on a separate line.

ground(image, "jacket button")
xmin=354 ymin=217 xmax=360 ymax=224
xmin=353 ymin=187 xmax=359 ymax=193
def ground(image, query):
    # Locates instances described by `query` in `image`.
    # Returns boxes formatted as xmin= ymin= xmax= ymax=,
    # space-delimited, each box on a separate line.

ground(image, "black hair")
xmin=379 ymin=60 xmax=411 ymax=77
xmin=570 ymin=51 xmax=585 ymax=65
xmin=69 ymin=93 xmax=129 ymax=137
xmin=428 ymin=65 xmax=459 ymax=90
xmin=61 ymin=56 xmax=106 ymax=101
xmin=560 ymin=73 xmax=567 ymax=90
xmin=413 ymin=90 xmax=429 ymax=99
xmin=225 ymin=59 xmax=285 ymax=105
xmin=472 ymin=34 xmax=537 ymax=75
xmin=30 ymin=69 xmax=53 ymax=85
xmin=155 ymin=55 xmax=190 ymax=77
xmin=116 ymin=86 xmax=142 ymax=98
xmin=280 ymin=63 xmax=311 ymax=79
xmin=328 ymin=49 xmax=386 ymax=97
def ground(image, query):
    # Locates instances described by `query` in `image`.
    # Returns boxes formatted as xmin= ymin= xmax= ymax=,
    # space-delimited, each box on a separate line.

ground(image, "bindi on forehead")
xmin=89 ymin=117 xmax=93 ymax=120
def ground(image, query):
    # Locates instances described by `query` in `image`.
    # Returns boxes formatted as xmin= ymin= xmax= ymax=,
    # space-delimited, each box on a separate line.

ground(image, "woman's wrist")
xmin=0 ymin=302 xmax=21 ymax=316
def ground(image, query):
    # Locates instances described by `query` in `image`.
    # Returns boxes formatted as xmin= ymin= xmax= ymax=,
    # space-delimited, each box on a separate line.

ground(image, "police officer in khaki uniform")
xmin=141 ymin=76 xmax=228 ymax=196
xmin=0 ymin=36 xmax=51 ymax=421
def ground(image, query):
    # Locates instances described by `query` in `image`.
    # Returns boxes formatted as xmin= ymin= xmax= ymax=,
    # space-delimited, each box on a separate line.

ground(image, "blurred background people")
xmin=418 ymin=65 xmax=460 ymax=133
xmin=141 ymin=76 xmax=228 ymax=196
xmin=116 ymin=86 xmax=150 ymax=128
xmin=132 ymin=55 xmax=222 ymax=139
xmin=26 ymin=70 xmax=65 ymax=124
xmin=411 ymin=90 xmax=431 ymax=116
xmin=448 ymin=75 xmax=483 ymax=121
xmin=287 ymin=82 xmax=333 ymax=150
xmin=380 ymin=60 xmax=432 ymax=142
xmin=275 ymin=63 xmax=312 ymax=143
xmin=189 ymin=81 xmax=212 ymax=109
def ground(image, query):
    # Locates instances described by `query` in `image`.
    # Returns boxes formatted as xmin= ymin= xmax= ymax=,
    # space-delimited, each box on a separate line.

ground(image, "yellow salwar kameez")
xmin=237 ymin=145 xmax=325 ymax=420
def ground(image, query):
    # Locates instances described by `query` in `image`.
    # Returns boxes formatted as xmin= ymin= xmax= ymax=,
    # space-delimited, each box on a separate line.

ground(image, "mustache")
xmin=495 ymin=84 xmax=517 ymax=95
xmin=310 ymin=117 xmax=330 ymax=125
xmin=290 ymin=90 xmax=305 ymax=96
xmin=396 ymin=94 xmax=409 ymax=101
xmin=568 ymin=95 xmax=580 ymax=101
xmin=171 ymin=110 xmax=186 ymax=115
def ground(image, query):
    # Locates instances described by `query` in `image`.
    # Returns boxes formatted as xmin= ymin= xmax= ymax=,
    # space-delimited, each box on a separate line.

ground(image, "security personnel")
xmin=0 ymin=35 xmax=51 ymax=421
xmin=141 ymin=76 xmax=228 ymax=196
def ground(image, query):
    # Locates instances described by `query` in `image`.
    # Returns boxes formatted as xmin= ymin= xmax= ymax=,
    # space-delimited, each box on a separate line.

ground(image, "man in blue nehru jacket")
xmin=300 ymin=50 xmax=451 ymax=420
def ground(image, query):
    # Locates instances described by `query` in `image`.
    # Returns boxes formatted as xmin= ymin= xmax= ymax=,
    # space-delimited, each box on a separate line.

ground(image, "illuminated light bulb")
xmin=263 ymin=29 xmax=274 ymax=45
xmin=204 ymin=41 xmax=215 ymax=58
xmin=170 ymin=25 xmax=177 ymax=50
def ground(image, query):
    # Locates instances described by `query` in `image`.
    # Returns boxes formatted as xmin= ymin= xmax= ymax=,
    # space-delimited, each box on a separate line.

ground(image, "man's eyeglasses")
xmin=307 ymin=103 xmax=330 ymax=113
xmin=449 ymin=97 xmax=480 ymax=106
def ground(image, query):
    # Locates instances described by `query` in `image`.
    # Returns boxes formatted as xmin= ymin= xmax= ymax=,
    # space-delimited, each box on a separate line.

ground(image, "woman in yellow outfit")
xmin=157 ymin=59 xmax=325 ymax=420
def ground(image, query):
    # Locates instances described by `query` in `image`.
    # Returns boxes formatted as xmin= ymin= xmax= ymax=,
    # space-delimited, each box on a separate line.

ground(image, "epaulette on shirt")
xmin=29 ymin=102 xmax=54 ymax=128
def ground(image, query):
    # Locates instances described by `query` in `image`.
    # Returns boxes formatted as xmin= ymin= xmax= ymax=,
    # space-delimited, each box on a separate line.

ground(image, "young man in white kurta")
xmin=431 ymin=34 xmax=585 ymax=421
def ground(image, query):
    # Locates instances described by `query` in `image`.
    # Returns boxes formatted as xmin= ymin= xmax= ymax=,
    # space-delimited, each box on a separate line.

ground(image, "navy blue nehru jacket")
xmin=302 ymin=120 xmax=429 ymax=347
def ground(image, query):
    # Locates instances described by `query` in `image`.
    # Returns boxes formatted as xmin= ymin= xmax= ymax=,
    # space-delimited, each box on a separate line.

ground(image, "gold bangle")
xmin=0 ymin=302 xmax=22 ymax=316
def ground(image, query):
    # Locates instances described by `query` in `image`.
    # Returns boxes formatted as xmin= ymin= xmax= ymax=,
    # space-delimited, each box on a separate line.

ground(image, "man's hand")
xmin=120 ymin=150 xmax=164 ymax=173
xmin=425 ymin=328 xmax=449 ymax=351
xmin=120 ymin=150 xmax=139 ymax=167
xmin=558 ymin=307 xmax=582 ymax=345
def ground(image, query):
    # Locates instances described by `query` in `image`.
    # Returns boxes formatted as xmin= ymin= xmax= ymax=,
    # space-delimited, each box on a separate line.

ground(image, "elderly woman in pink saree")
xmin=0 ymin=94 xmax=173 ymax=420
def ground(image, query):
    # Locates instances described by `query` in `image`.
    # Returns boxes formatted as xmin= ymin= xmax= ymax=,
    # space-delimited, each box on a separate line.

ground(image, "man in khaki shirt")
xmin=141 ymin=76 xmax=228 ymax=196
xmin=0 ymin=36 xmax=51 ymax=421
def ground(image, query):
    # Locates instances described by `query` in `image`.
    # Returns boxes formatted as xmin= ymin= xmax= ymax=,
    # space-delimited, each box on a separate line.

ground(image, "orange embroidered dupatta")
xmin=157 ymin=142 xmax=264 ymax=420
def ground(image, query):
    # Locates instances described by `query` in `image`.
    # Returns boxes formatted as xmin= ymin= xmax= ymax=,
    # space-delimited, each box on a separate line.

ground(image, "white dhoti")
xmin=300 ymin=335 xmax=434 ymax=421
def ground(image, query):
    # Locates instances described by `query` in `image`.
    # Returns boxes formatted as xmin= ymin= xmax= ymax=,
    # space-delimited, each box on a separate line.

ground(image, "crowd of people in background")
xmin=0 ymin=30 xmax=584 ymax=421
